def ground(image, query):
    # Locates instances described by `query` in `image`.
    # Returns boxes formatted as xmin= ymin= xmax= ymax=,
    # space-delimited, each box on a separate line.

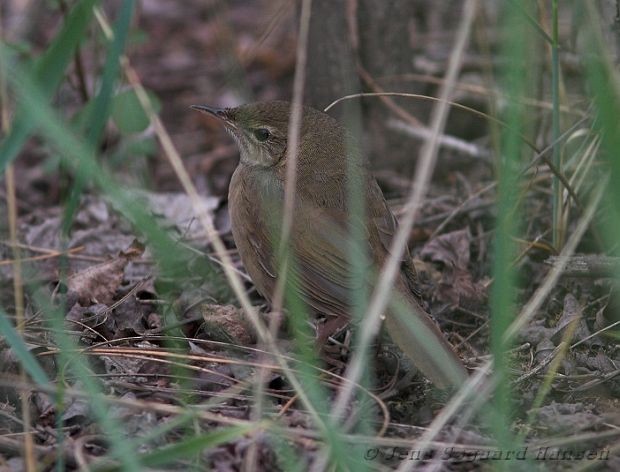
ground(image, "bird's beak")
xmin=190 ymin=105 xmax=236 ymax=129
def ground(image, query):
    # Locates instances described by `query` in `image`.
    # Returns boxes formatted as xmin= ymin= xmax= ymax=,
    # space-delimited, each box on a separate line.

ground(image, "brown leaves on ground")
xmin=420 ymin=227 xmax=487 ymax=307
xmin=66 ymin=240 xmax=144 ymax=307
xmin=194 ymin=303 xmax=256 ymax=346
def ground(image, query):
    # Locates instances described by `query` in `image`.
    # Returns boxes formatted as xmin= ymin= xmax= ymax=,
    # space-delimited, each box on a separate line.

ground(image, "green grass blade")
xmin=63 ymin=0 xmax=135 ymax=234
xmin=580 ymin=3 xmax=620 ymax=269
xmin=0 ymin=45 xmax=227 ymax=295
xmin=0 ymin=0 xmax=99 ymax=172
xmin=0 ymin=41 xmax=232 ymax=470
xmin=489 ymin=1 xmax=530 ymax=451
xmin=551 ymin=0 xmax=563 ymax=249
xmin=86 ymin=1 xmax=134 ymax=145
xmin=92 ymin=424 xmax=258 ymax=471
xmin=30 ymin=293 xmax=143 ymax=471
xmin=0 ymin=308 xmax=51 ymax=387
xmin=507 ymin=0 xmax=553 ymax=44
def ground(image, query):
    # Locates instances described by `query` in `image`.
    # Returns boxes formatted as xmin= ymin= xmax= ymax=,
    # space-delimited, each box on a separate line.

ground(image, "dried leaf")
xmin=66 ymin=240 xmax=144 ymax=306
xmin=420 ymin=228 xmax=485 ymax=305
xmin=533 ymin=402 xmax=602 ymax=434
xmin=198 ymin=304 xmax=255 ymax=346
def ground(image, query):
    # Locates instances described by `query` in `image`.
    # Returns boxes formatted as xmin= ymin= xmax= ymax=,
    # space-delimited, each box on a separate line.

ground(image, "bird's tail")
xmin=384 ymin=283 xmax=468 ymax=389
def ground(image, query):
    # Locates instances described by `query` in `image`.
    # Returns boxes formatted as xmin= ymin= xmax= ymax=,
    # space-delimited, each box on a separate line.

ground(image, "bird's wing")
xmin=290 ymin=205 xmax=367 ymax=320
xmin=366 ymin=180 xmax=423 ymax=302
xmin=289 ymin=178 xmax=423 ymax=319
xmin=231 ymin=172 xmax=368 ymax=322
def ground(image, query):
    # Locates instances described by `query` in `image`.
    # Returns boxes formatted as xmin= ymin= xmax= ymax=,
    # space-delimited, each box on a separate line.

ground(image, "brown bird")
xmin=192 ymin=101 xmax=467 ymax=388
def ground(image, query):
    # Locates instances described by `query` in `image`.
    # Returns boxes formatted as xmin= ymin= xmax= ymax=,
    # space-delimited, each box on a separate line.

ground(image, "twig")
xmin=356 ymin=65 xmax=423 ymax=127
xmin=58 ymin=0 xmax=89 ymax=102
xmin=0 ymin=246 xmax=85 ymax=266
xmin=326 ymin=91 xmax=540 ymax=152
xmin=429 ymin=182 xmax=496 ymax=239
xmin=544 ymin=254 xmax=620 ymax=278
xmin=378 ymin=71 xmax=582 ymax=116
xmin=571 ymin=319 xmax=620 ymax=350
xmin=387 ymin=118 xmax=491 ymax=159
xmin=513 ymin=344 xmax=563 ymax=384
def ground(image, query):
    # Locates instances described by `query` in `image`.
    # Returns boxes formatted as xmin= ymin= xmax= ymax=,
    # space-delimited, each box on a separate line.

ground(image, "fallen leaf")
xmin=66 ymin=240 xmax=144 ymax=306
xmin=420 ymin=228 xmax=485 ymax=306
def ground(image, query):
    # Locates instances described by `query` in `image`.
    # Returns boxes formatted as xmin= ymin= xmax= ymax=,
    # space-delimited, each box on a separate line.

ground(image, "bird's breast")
xmin=228 ymin=165 xmax=284 ymax=301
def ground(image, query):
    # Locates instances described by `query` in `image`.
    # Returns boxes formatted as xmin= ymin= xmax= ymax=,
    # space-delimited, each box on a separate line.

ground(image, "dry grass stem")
xmin=1 ymin=8 xmax=36 ymax=469
xmin=388 ymin=117 xmax=491 ymax=159
xmin=247 ymin=1 xmax=312 ymax=468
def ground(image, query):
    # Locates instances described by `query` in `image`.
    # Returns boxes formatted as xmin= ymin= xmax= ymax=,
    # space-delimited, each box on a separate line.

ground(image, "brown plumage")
xmin=192 ymin=101 xmax=467 ymax=388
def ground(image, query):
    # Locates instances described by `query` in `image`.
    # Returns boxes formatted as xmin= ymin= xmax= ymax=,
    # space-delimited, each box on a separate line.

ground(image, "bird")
xmin=191 ymin=100 xmax=467 ymax=388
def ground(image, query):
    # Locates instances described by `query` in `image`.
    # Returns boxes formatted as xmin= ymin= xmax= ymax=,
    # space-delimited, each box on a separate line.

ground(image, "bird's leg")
xmin=315 ymin=314 xmax=350 ymax=368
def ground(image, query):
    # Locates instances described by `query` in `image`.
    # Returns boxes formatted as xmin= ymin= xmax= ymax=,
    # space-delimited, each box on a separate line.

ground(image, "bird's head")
xmin=191 ymin=100 xmax=346 ymax=170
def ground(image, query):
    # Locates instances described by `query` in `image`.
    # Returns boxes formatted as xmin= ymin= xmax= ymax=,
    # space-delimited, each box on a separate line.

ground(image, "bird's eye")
xmin=253 ymin=128 xmax=270 ymax=142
